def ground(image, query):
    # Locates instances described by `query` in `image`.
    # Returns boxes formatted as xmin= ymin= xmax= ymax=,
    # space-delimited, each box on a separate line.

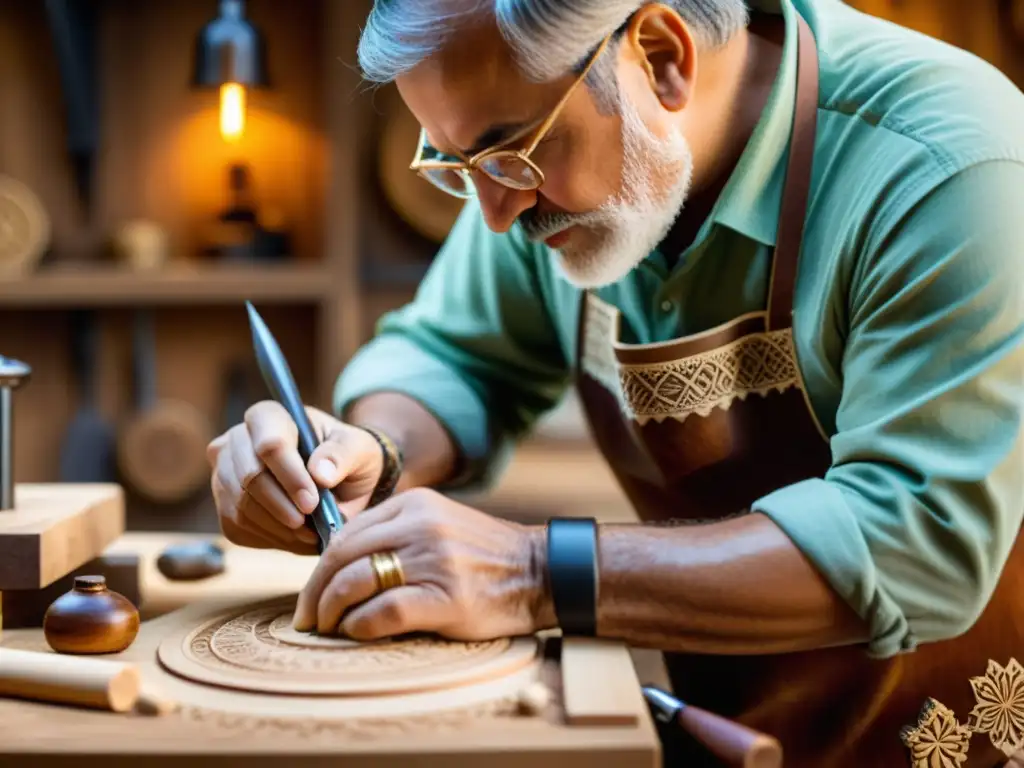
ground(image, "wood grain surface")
xmin=0 ymin=594 xmax=660 ymax=768
xmin=0 ymin=484 xmax=124 ymax=590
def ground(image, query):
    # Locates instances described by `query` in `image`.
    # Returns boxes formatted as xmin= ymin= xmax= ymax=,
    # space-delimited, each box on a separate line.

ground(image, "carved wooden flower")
xmin=901 ymin=698 xmax=973 ymax=768
xmin=968 ymin=658 xmax=1024 ymax=756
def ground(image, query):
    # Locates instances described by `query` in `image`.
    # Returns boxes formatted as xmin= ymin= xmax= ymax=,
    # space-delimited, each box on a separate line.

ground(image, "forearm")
xmin=344 ymin=392 xmax=460 ymax=491
xmin=530 ymin=512 xmax=870 ymax=655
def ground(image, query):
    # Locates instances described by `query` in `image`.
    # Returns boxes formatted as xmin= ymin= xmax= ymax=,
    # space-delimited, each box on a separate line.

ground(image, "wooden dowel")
xmin=0 ymin=647 xmax=141 ymax=712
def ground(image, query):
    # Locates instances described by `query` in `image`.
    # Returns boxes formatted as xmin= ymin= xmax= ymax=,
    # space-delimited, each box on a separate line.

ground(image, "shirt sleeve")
xmin=333 ymin=199 xmax=571 ymax=489
xmin=753 ymin=159 xmax=1024 ymax=659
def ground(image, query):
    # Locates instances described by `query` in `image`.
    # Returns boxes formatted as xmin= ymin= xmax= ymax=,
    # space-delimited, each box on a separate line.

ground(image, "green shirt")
xmin=336 ymin=0 xmax=1024 ymax=659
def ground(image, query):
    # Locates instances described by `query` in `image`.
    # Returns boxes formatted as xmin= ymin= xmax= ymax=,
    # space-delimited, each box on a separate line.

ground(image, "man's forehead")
xmin=396 ymin=23 xmax=557 ymax=155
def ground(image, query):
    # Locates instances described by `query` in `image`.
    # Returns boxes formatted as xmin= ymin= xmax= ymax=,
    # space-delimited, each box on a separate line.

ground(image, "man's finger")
xmin=293 ymin=515 xmax=411 ymax=631
xmin=244 ymin=470 xmax=307 ymax=530
xmin=314 ymin=557 xmax=380 ymax=634
xmin=206 ymin=431 xmax=229 ymax=467
xmin=340 ymin=585 xmax=447 ymax=641
xmin=228 ymin=424 xmax=264 ymax=491
xmin=307 ymin=426 xmax=377 ymax=500
xmin=245 ymin=401 xmax=319 ymax=515
xmin=212 ymin=454 xmax=251 ymax=534
xmin=220 ymin=512 xmax=278 ymax=550
xmin=240 ymin=491 xmax=319 ymax=547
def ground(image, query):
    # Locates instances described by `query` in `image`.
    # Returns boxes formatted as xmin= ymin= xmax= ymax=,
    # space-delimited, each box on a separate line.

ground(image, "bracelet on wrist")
xmin=546 ymin=517 xmax=600 ymax=637
xmin=359 ymin=425 xmax=404 ymax=507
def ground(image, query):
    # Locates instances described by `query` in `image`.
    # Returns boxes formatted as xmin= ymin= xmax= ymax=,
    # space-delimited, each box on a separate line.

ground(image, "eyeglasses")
xmin=409 ymin=34 xmax=612 ymax=199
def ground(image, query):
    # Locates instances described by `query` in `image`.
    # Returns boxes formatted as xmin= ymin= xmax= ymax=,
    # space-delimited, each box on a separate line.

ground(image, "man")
xmin=207 ymin=0 xmax=1024 ymax=764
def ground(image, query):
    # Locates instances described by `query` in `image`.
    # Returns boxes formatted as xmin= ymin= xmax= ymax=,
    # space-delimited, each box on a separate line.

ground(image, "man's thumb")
xmin=307 ymin=427 xmax=376 ymax=499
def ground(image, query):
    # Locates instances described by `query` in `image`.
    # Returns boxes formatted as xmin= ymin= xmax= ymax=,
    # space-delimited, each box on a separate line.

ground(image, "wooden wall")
xmin=0 ymin=0 xmax=408 ymax=532
xmin=0 ymin=0 xmax=1019 ymax=533
xmin=847 ymin=0 xmax=1024 ymax=85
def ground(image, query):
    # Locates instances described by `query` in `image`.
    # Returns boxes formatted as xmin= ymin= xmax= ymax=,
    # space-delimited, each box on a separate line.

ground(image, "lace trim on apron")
xmin=580 ymin=293 xmax=801 ymax=427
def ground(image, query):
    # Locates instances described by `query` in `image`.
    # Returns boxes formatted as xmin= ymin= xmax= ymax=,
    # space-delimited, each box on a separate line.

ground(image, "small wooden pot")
xmin=43 ymin=575 xmax=140 ymax=655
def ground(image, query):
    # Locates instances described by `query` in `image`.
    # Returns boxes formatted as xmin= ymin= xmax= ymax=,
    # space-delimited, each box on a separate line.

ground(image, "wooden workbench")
xmin=0 ymin=532 xmax=663 ymax=768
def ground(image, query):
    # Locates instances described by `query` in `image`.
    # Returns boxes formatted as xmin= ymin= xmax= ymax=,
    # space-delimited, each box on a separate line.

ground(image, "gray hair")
xmin=357 ymin=1 xmax=749 ymax=110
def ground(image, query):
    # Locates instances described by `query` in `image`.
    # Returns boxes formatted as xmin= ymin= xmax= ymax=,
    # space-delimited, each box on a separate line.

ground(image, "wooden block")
xmin=0 ymin=484 xmax=125 ymax=590
xmin=561 ymin=637 xmax=643 ymax=727
xmin=1 ymin=552 xmax=141 ymax=629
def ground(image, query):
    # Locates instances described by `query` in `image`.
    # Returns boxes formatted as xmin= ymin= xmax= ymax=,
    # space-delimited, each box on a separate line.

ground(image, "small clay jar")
xmin=43 ymin=575 xmax=140 ymax=655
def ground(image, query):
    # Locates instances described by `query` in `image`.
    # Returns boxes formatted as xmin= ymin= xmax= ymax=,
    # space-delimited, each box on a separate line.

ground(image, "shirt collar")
xmin=707 ymin=0 xmax=803 ymax=248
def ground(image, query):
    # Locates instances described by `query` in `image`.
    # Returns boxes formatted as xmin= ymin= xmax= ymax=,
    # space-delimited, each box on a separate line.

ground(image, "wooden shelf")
xmin=0 ymin=262 xmax=334 ymax=307
xmin=359 ymin=259 xmax=432 ymax=287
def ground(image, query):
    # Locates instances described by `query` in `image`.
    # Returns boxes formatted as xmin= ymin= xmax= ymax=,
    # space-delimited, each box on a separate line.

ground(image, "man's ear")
xmin=625 ymin=4 xmax=697 ymax=112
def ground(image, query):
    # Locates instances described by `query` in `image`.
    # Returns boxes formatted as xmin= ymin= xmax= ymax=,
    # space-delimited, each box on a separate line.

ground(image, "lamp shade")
xmin=192 ymin=0 xmax=268 ymax=87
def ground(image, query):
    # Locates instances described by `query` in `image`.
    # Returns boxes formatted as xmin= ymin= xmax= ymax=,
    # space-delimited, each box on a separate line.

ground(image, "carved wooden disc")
xmin=157 ymin=595 xmax=538 ymax=697
xmin=267 ymin=614 xmax=360 ymax=649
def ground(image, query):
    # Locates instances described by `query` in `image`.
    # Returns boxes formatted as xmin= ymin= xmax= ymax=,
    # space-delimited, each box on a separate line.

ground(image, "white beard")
xmin=523 ymin=89 xmax=694 ymax=289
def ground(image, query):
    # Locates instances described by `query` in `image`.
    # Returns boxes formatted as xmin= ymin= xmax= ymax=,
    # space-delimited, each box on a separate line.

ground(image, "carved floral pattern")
xmin=900 ymin=698 xmax=973 ymax=768
xmin=187 ymin=600 xmax=513 ymax=682
xmin=968 ymin=658 xmax=1024 ymax=756
xmin=149 ymin=596 xmax=541 ymax=739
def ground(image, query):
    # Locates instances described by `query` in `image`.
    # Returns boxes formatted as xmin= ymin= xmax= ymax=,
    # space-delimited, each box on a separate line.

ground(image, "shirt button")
xmin=660 ymin=300 xmax=674 ymax=312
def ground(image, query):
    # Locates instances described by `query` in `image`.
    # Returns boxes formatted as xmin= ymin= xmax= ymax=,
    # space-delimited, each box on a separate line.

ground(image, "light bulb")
xmin=220 ymin=82 xmax=246 ymax=142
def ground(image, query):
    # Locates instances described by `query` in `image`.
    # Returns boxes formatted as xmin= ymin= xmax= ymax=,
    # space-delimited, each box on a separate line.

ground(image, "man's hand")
xmin=292 ymin=488 xmax=546 ymax=641
xmin=206 ymin=401 xmax=385 ymax=555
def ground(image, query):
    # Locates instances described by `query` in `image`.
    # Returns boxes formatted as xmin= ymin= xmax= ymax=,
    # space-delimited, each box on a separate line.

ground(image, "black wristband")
xmin=546 ymin=517 xmax=599 ymax=636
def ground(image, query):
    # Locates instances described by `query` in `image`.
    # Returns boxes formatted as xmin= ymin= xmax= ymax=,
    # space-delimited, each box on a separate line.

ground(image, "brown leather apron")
xmin=575 ymin=14 xmax=1024 ymax=768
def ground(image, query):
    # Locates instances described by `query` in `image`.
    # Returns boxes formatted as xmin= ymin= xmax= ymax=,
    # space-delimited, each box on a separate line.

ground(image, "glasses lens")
xmin=419 ymin=167 xmax=474 ymax=198
xmin=479 ymin=153 xmax=541 ymax=190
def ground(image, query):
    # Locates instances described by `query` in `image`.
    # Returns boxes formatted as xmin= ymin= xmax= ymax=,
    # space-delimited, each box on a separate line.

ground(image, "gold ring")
xmin=370 ymin=551 xmax=406 ymax=592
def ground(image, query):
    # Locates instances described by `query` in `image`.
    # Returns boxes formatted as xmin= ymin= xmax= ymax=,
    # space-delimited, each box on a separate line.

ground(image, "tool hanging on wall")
xmin=58 ymin=309 xmax=117 ymax=483
xmin=117 ymin=309 xmax=214 ymax=506
xmin=1000 ymin=0 xmax=1024 ymax=43
xmin=44 ymin=0 xmax=100 ymax=219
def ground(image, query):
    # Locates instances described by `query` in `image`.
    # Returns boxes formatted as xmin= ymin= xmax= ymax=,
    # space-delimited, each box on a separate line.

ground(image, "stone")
xmin=156 ymin=541 xmax=225 ymax=582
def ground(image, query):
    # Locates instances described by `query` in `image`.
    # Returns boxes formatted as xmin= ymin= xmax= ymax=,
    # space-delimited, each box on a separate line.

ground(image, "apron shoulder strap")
xmin=767 ymin=14 xmax=820 ymax=332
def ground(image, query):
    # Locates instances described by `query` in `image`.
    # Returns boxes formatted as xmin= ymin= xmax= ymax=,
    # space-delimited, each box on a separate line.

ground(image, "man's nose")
xmin=473 ymin=172 xmax=535 ymax=233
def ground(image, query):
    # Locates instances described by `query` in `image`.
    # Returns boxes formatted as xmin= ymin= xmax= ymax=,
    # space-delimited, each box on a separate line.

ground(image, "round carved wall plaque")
xmin=0 ymin=175 xmax=50 ymax=277
xmin=157 ymin=595 xmax=538 ymax=697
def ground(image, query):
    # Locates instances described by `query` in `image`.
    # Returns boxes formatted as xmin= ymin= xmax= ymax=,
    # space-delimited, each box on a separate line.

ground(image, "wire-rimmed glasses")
xmin=409 ymin=34 xmax=612 ymax=199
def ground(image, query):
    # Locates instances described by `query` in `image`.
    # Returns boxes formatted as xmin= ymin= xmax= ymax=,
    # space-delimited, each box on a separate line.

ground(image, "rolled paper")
xmin=642 ymin=685 xmax=783 ymax=768
xmin=245 ymin=301 xmax=344 ymax=553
